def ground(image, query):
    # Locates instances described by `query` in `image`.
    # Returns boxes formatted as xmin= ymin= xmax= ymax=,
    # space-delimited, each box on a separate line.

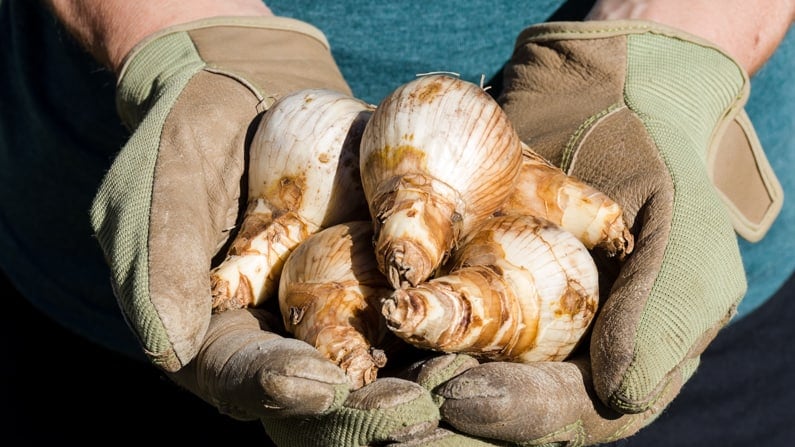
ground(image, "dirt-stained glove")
xmin=89 ymin=16 xmax=441 ymax=442
xmin=172 ymin=309 xmax=441 ymax=446
xmin=262 ymin=376 xmax=441 ymax=447
xmin=412 ymin=20 xmax=783 ymax=446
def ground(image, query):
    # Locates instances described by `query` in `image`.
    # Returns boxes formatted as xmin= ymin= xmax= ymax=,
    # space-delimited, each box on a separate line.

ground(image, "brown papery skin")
xmin=500 ymin=145 xmax=634 ymax=258
xmin=382 ymin=214 xmax=600 ymax=363
xmin=278 ymin=221 xmax=392 ymax=389
xmin=360 ymin=75 xmax=523 ymax=288
xmin=210 ymin=90 xmax=372 ymax=312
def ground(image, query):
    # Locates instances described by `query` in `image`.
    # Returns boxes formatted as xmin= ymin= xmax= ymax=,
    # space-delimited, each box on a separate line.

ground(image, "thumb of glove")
xmin=169 ymin=308 xmax=351 ymax=420
xmin=435 ymin=358 xmax=679 ymax=445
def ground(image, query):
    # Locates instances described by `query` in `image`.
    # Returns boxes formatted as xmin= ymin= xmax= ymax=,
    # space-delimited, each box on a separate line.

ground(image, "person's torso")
xmin=0 ymin=0 xmax=791 ymax=359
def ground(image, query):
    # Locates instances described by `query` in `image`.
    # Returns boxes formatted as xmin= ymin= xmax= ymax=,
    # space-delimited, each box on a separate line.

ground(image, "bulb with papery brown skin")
xmin=278 ymin=221 xmax=392 ymax=390
xmin=210 ymin=89 xmax=373 ymax=312
xmin=499 ymin=143 xmax=634 ymax=259
xmin=382 ymin=214 xmax=599 ymax=363
xmin=360 ymin=74 xmax=523 ymax=289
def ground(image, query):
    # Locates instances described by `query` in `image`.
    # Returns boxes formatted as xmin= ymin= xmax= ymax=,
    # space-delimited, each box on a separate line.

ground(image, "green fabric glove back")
xmin=609 ymin=28 xmax=743 ymax=407
xmin=89 ymin=17 xmax=351 ymax=372
xmin=499 ymin=20 xmax=749 ymax=413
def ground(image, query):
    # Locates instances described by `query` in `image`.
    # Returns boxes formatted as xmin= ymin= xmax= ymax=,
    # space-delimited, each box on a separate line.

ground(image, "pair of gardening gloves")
xmin=90 ymin=15 xmax=782 ymax=447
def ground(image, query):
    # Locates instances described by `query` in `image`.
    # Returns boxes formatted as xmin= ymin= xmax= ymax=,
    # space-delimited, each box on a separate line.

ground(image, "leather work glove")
xmin=410 ymin=20 xmax=784 ymax=446
xmin=89 ymin=16 xmax=440 ymax=444
xmin=175 ymin=308 xmax=441 ymax=446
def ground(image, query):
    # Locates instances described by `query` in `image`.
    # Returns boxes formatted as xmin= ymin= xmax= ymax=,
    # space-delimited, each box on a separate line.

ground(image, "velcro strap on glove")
xmin=709 ymin=109 xmax=783 ymax=242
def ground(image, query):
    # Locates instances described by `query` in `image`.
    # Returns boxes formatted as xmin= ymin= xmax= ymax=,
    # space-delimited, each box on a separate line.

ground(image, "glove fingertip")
xmin=257 ymin=368 xmax=351 ymax=417
xmin=402 ymin=354 xmax=480 ymax=392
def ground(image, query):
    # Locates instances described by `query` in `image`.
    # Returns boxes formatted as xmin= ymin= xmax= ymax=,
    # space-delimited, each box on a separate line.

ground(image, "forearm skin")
xmin=587 ymin=0 xmax=795 ymax=74
xmin=44 ymin=0 xmax=274 ymax=73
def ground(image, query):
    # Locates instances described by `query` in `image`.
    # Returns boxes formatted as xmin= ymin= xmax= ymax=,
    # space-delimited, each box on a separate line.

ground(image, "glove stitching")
xmin=562 ymin=103 xmax=625 ymax=173
xmin=119 ymin=17 xmax=332 ymax=77
xmin=603 ymin=373 xmax=676 ymax=443
xmin=515 ymin=24 xmax=655 ymax=49
xmin=602 ymin=413 xmax=647 ymax=444
xmin=520 ymin=420 xmax=585 ymax=447
xmin=609 ymin=364 xmax=674 ymax=413
xmin=202 ymin=66 xmax=274 ymax=112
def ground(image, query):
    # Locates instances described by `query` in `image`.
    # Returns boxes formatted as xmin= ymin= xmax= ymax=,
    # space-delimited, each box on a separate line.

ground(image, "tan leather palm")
xmin=92 ymin=17 xmax=351 ymax=372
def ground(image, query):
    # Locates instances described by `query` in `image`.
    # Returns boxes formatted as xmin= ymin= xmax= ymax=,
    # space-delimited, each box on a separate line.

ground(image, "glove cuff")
xmin=116 ymin=16 xmax=350 ymax=128
xmin=514 ymin=19 xmax=740 ymax=57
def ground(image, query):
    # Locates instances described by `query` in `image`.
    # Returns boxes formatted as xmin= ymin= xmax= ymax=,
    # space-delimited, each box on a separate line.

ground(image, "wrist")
xmin=45 ymin=0 xmax=273 ymax=74
xmin=585 ymin=0 xmax=795 ymax=74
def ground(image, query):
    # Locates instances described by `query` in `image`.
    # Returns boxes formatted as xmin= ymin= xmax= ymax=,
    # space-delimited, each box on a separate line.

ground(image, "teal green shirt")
xmin=1 ymin=0 xmax=792 ymax=358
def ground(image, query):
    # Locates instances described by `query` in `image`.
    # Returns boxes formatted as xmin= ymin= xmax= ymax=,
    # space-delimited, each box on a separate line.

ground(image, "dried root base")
xmin=210 ymin=212 xmax=316 ymax=311
xmin=316 ymin=327 xmax=388 ymax=389
xmin=371 ymin=174 xmax=462 ymax=288
xmin=279 ymin=221 xmax=392 ymax=389
xmin=382 ymin=214 xmax=600 ymax=363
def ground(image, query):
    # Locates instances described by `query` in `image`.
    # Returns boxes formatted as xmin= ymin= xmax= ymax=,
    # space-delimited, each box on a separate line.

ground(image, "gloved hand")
xmin=172 ymin=308 xmax=441 ymax=446
xmin=411 ymin=20 xmax=783 ymax=445
xmin=89 ymin=16 xmax=441 ymax=444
